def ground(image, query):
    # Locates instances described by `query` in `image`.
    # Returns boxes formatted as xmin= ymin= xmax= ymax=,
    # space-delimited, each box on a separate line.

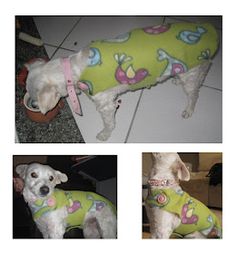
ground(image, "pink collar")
xmin=148 ymin=178 xmax=177 ymax=187
xmin=61 ymin=57 xmax=82 ymax=116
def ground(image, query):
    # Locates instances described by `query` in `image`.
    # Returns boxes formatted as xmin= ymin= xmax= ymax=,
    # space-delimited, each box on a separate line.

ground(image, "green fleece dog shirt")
xmin=30 ymin=189 xmax=116 ymax=230
xmin=79 ymin=22 xmax=218 ymax=95
xmin=146 ymin=188 xmax=221 ymax=237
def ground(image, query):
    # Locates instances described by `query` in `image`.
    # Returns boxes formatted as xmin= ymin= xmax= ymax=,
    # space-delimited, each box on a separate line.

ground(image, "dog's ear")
xmin=55 ymin=171 xmax=68 ymax=184
xmin=15 ymin=164 xmax=28 ymax=180
xmin=73 ymin=48 xmax=90 ymax=71
xmin=152 ymin=152 xmax=158 ymax=157
xmin=172 ymin=157 xmax=190 ymax=181
xmin=37 ymin=86 xmax=61 ymax=114
xmin=25 ymin=59 xmax=46 ymax=71
xmin=152 ymin=153 xmax=159 ymax=160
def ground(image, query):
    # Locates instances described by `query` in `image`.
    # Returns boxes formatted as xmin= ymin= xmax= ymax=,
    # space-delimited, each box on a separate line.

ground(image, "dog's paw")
xmin=96 ymin=130 xmax=111 ymax=141
xmin=182 ymin=110 xmax=193 ymax=119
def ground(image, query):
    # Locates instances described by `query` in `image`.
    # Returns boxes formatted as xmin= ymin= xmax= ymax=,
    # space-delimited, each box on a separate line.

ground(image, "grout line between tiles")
xmin=202 ymin=84 xmax=222 ymax=92
xmin=50 ymin=18 xmax=82 ymax=59
xmin=124 ymin=89 xmax=144 ymax=143
xmin=123 ymin=80 xmax=221 ymax=143
xmin=44 ymin=43 xmax=77 ymax=53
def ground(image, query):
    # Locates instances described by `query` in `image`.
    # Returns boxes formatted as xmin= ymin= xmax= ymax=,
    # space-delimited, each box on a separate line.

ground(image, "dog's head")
xmin=16 ymin=163 xmax=68 ymax=201
xmin=149 ymin=153 xmax=190 ymax=185
xmin=25 ymin=50 xmax=89 ymax=115
xmin=25 ymin=60 xmax=63 ymax=114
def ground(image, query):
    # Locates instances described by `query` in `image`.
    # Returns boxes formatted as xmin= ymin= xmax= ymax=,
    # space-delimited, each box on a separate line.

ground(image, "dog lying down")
xmin=145 ymin=153 xmax=222 ymax=239
xmin=25 ymin=22 xmax=219 ymax=141
xmin=16 ymin=163 xmax=117 ymax=239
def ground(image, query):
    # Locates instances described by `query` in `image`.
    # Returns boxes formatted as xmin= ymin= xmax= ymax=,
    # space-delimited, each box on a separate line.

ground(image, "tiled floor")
xmin=34 ymin=16 xmax=222 ymax=143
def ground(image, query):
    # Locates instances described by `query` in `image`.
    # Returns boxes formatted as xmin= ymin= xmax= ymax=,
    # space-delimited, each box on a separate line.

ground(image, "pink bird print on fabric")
xmin=143 ymin=24 xmax=170 ymax=35
xmin=181 ymin=200 xmax=198 ymax=225
xmin=114 ymin=53 xmax=149 ymax=85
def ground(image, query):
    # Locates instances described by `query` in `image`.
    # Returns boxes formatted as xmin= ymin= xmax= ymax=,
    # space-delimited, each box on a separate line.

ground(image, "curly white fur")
xmin=16 ymin=163 xmax=117 ymax=239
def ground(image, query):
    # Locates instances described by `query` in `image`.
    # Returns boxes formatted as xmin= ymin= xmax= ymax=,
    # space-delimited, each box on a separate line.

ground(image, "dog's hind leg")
xmin=84 ymin=206 xmax=117 ymax=238
xmin=95 ymin=206 xmax=117 ymax=238
xmin=178 ymin=61 xmax=212 ymax=118
xmin=83 ymin=217 xmax=102 ymax=238
xmin=146 ymin=207 xmax=180 ymax=239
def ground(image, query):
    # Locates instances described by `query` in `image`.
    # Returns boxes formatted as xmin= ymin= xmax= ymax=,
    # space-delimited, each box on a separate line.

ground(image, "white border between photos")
xmin=1 ymin=0 xmax=236 ymax=253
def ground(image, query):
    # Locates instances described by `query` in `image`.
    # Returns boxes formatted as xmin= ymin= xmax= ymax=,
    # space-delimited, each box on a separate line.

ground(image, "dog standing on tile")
xmin=24 ymin=22 xmax=219 ymax=141
xmin=145 ymin=153 xmax=222 ymax=239
xmin=16 ymin=163 xmax=117 ymax=238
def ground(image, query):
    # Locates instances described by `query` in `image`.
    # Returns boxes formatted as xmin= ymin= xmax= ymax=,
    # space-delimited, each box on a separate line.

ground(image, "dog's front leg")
xmin=150 ymin=221 xmax=174 ymax=239
xmin=36 ymin=220 xmax=65 ymax=239
xmin=147 ymin=208 xmax=180 ymax=239
xmin=92 ymin=85 xmax=130 ymax=141
xmin=92 ymin=92 xmax=117 ymax=141
xmin=48 ymin=231 xmax=64 ymax=239
xmin=96 ymin=101 xmax=116 ymax=141
xmin=47 ymin=223 xmax=65 ymax=239
xmin=49 ymin=218 xmax=67 ymax=239
xmin=38 ymin=209 xmax=67 ymax=239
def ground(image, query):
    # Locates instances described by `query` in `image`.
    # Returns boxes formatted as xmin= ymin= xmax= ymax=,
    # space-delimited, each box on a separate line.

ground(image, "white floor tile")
xmin=66 ymin=90 xmax=142 ymax=143
xmin=43 ymin=44 xmax=76 ymax=59
xmin=204 ymin=46 xmax=222 ymax=90
xmin=43 ymin=45 xmax=57 ymax=59
xmin=61 ymin=16 xmax=165 ymax=51
xmin=49 ymin=47 xmax=72 ymax=59
xmin=34 ymin=16 xmax=80 ymax=46
xmin=127 ymin=80 xmax=222 ymax=142
xmin=204 ymin=29 xmax=222 ymax=90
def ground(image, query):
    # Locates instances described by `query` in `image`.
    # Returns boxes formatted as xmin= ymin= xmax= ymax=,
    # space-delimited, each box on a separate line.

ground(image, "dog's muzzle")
xmin=39 ymin=185 xmax=50 ymax=196
xmin=27 ymin=97 xmax=39 ymax=110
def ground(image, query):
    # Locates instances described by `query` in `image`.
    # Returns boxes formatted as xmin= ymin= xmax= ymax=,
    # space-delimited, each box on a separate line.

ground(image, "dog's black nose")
xmin=40 ymin=185 xmax=50 ymax=196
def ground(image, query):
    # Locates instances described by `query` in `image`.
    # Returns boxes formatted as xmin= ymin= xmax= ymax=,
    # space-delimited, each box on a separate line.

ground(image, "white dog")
xmin=16 ymin=163 xmax=117 ymax=239
xmin=25 ymin=22 xmax=219 ymax=141
xmin=145 ymin=153 xmax=222 ymax=239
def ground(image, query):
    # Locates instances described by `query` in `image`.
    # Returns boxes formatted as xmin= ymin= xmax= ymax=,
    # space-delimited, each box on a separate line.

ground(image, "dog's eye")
xmin=31 ymin=172 xmax=38 ymax=178
xmin=49 ymin=176 xmax=54 ymax=182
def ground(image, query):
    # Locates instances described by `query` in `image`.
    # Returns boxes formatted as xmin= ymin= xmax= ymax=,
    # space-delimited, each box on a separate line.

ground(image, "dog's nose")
xmin=40 ymin=185 xmax=50 ymax=196
xmin=27 ymin=97 xmax=39 ymax=110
